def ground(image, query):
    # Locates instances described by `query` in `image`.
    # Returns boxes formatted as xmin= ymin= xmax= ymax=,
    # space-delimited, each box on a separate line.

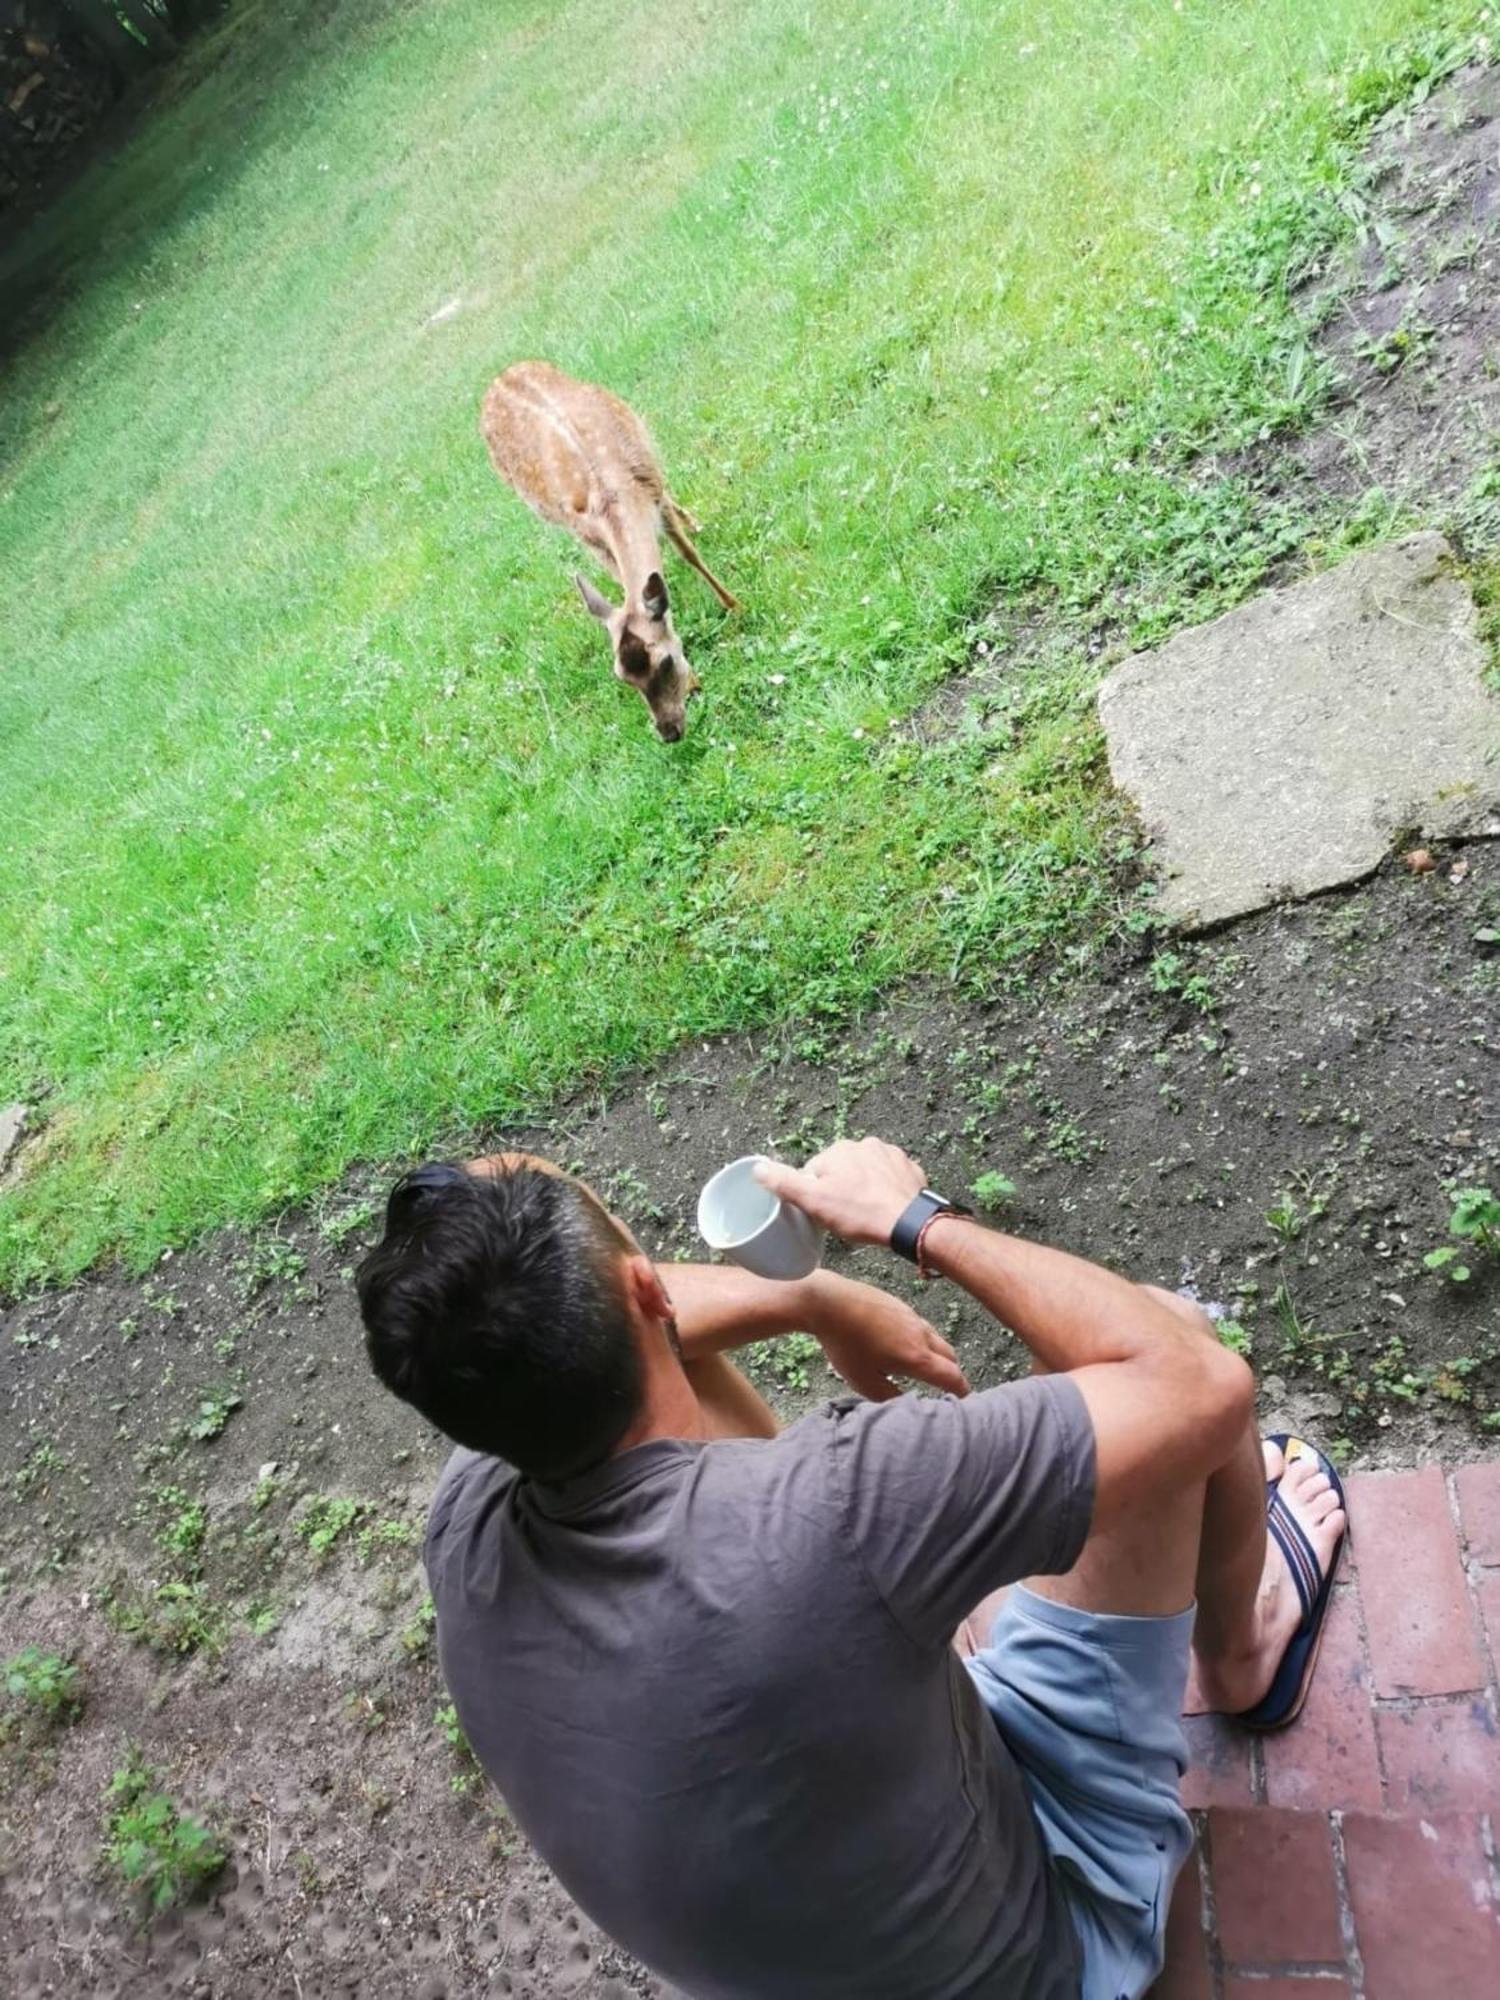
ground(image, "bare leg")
xmin=1024 ymin=1289 xmax=1345 ymax=1712
xmin=664 ymin=505 xmax=742 ymax=612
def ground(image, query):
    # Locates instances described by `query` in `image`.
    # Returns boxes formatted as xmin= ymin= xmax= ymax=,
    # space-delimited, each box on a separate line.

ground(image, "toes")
xmin=1262 ymin=1439 xmax=1287 ymax=1481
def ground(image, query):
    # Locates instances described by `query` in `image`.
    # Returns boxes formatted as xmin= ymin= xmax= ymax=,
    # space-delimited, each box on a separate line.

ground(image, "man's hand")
xmin=804 ymin=1270 xmax=969 ymax=1402
xmin=755 ymin=1137 xmax=926 ymax=1249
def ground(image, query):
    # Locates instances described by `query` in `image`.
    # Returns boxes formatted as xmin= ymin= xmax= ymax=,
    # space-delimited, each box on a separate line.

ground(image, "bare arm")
xmin=659 ymin=1261 xmax=969 ymax=1402
xmin=756 ymin=1141 xmax=1252 ymax=1510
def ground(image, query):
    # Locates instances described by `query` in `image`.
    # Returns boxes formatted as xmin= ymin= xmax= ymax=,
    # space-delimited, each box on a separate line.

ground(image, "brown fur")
xmin=480 ymin=360 xmax=739 ymax=742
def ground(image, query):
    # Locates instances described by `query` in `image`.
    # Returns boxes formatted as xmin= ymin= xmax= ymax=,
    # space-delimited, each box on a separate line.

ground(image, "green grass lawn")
xmin=0 ymin=0 xmax=1481 ymax=1288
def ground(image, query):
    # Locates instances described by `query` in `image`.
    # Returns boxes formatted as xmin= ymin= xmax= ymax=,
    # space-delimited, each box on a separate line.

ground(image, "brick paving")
xmin=1152 ymin=1461 xmax=1500 ymax=1998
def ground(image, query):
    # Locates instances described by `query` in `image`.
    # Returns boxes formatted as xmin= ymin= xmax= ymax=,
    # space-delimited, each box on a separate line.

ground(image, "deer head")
xmin=576 ymin=571 xmax=701 ymax=743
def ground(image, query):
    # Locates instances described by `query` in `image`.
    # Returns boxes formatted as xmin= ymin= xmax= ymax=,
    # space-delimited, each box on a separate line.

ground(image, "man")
xmin=356 ymin=1139 xmax=1346 ymax=1999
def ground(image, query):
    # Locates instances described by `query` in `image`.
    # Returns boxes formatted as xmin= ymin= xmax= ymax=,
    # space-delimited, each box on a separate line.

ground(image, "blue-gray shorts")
xmin=965 ymin=1586 xmax=1196 ymax=2000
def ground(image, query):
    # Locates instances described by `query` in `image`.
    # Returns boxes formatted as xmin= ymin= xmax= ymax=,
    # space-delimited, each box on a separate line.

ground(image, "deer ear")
xmin=642 ymin=571 xmax=670 ymax=622
xmin=575 ymin=573 xmax=614 ymax=622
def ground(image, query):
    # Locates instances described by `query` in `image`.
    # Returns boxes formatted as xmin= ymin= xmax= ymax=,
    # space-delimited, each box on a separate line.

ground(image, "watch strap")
xmin=891 ymin=1189 xmax=967 ymax=1262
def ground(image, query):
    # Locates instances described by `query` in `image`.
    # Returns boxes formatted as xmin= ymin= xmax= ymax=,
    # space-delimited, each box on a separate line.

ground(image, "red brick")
xmin=1225 ymin=1982 xmax=1353 ymax=2000
xmin=1376 ymin=1698 xmax=1500 ymax=1810
xmin=1263 ymin=1584 xmax=1382 ymax=1810
xmin=1344 ymin=1813 xmax=1500 ymax=1999
xmin=1455 ymin=1460 xmax=1500 ymax=1565
xmin=1344 ymin=1468 xmax=1484 ymax=1696
xmin=1181 ymin=1711 xmax=1255 ymax=1808
xmin=1149 ymin=1854 xmax=1210 ymax=2000
xmin=1209 ymin=1809 xmax=1343 ymax=1966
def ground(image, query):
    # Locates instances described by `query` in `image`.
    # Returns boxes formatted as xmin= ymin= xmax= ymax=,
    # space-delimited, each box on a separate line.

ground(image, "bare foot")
xmin=1195 ymin=1441 xmax=1346 ymax=1715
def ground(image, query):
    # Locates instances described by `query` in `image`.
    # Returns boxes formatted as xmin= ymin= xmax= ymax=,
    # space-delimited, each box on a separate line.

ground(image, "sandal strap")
xmin=1268 ymin=1485 xmax=1321 ymax=1631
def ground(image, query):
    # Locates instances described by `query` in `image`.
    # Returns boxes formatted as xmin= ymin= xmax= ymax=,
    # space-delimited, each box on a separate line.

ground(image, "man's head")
xmin=575 ymin=569 xmax=700 ymax=742
xmin=356 ymin=1156 xmax=669 ymax=1480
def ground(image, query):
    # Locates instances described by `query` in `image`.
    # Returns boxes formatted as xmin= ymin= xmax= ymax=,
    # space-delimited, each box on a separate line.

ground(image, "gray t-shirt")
xmin=425 ymin=1373 xmax=1096 ymax=1999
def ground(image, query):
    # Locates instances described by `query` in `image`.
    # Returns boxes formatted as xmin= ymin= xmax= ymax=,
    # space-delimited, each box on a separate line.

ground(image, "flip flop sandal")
xmin=1234 ymin=1433 xmax=1348 ymax=1733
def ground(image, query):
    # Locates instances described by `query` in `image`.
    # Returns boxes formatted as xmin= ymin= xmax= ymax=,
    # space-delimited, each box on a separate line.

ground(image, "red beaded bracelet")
xmin=914 ymin=1207 xmax=961 ymax=1278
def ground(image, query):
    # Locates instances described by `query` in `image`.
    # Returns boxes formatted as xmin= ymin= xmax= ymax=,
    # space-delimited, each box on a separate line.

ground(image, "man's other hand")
xmin=755 ymin=1138 xmax=926 ymax=1249
xmin=807 ymin=1270 xmax=969 ymax=1402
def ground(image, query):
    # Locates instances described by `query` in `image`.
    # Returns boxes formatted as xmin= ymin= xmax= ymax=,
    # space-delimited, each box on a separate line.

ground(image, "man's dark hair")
xmin=356 ymin=1161 xmax=643 ymax=1480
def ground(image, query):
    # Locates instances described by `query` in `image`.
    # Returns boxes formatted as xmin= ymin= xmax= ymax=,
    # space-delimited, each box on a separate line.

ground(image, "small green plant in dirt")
xmin=1431 ymin=1356 xmax=1482 ymax=1407
xmin=317 ymin=1196 xmax=378 ymax=1245
xmin=355 ymin=1516 xmax=420 ymax=1566
xmin=154 ymin=1487 xmax=207 ymax=1561
xmin=1369 ymin=1334 xmax=1424 ymax=1405
xmin=1354 ymin=320 xmax=1436 ymax=374
xmin=236 ymin=1237 xmax=308 ymax=1299
xmin=3 ymin=1648 xmax=84 ymax=1730
xmin=1424 ymin=1187 xmax=1500 ymax=1283
xmin=400 ymin=1596 xmax=437 ymax=1660
xmin=970 ymin=1171 xmax=1017 ymax=1211
xmin=110 ymin=1581 xmax=225 ymax=1658
xmin=346 ymin=1690 xmax=390 ymax=1734
xmin=747 ymin=1332 xmax=823 ymax=1394
xmin=1272 ymin=1284 xmax=1350 ymax=1382
xmin=11 ymin=1440 xmax=66 ymax=1501
xmin=1214 ymin=1320 xmax=1252 ymax=1360
xmin=103 ymin=1749 xmax=226 ymax=1915
xmin=436 ymin=1701 xmax=484 ymax=1798
xmin=186 ymin=1388 xmax=242 ymax=1443
xmin=1147 ymin=952 xmax=1217 ymax=1013
xmin=244 ymin=1601 xmax=278 ymax=1639
xmin=1264 ymin=1168 xmax=1332 ymax=1246
xmin=603 ymin=1166 xmax=664 ymax=1224
xmin=297 ymin=1496 xmax=364 ymax=1559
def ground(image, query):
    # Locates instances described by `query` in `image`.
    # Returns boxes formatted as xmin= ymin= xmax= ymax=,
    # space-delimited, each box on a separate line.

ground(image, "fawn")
xmin=481 ymin=361 xmax=740 ymax=742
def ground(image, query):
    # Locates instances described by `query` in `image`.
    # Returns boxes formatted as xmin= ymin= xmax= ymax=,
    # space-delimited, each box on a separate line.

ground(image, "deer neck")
xmin=600 ymin=496 xmax=665 ymax=615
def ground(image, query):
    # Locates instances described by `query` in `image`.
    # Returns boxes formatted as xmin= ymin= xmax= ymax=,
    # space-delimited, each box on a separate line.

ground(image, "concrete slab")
xmin=0 ymin=1103 xmax=27 ymax=1176
xmin=1098 ymin=533 xmax=1500 ymax=929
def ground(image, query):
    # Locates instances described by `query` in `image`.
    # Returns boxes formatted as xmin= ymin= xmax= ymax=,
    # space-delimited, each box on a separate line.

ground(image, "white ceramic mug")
xmin=696 ymin=1155 xmax=825 ymax=1281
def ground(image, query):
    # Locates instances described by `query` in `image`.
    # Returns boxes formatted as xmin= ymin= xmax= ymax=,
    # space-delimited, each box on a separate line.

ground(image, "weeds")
xmin=436 ymin=1700 xmax=484 ymax=1797
xmin=746 ymin=1332 xmax=823 ymax=1394
xmin=110 ymin=1581 xmax=225 ymax=1658
xmin=1147 ymin=952 xmax=1217 ymax=1013
xmin=1424 ymin=1186 xmax=1500 ymax=1282
xmin=1264 ymin=1167 xmax=1333 ymax=1245
xmin=3 ymin=1648 xmax=83 ymax=1729
xmin=102 ymin=1748 xmax=225 ymax=1915
xmin=186 ymin=1389 xmax=242 ymax=1443
xmin=399 ymin=1596 xmax=437 ymax=1659
xmin=296 ymin=1496 xmax=364 ymax=1560
xmin=969 ymin=1171 xmax=1018 ymax=1211
xmin=235 ymin=1239 xmax=308 ymax=1299
xmin=154 ymin=1488 xmax=207 ymax=1562
xmin=354 ymin=1516 xmax=420 ymax=1566
xmin=1215 ymin=1320 xmax=1252 ymax=1360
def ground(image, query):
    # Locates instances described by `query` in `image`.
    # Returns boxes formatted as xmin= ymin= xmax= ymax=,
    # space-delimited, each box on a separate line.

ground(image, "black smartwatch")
xmin=890 ymin=1189 xmax=970 ymax=1263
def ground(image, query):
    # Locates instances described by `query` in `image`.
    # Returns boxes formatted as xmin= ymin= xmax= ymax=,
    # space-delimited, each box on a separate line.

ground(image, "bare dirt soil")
xmin=1235 ymin=58 xmax=1500 ymax=514
xmin=2 ymin=60 xmax=1498 ymax=2000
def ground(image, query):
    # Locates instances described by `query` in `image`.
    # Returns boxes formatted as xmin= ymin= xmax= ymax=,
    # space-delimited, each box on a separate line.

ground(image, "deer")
xmin=480 ymin=361 xmax=740 ymax=743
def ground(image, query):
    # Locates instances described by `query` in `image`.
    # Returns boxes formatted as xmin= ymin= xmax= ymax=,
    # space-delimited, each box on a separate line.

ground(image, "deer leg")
xmin=580 ymin=528 xmax=622 ymax=583
xmin=666 ymin=494 xmax=702 ymax=535
xmin=664 ymin=506 xmax=741 ymax=613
